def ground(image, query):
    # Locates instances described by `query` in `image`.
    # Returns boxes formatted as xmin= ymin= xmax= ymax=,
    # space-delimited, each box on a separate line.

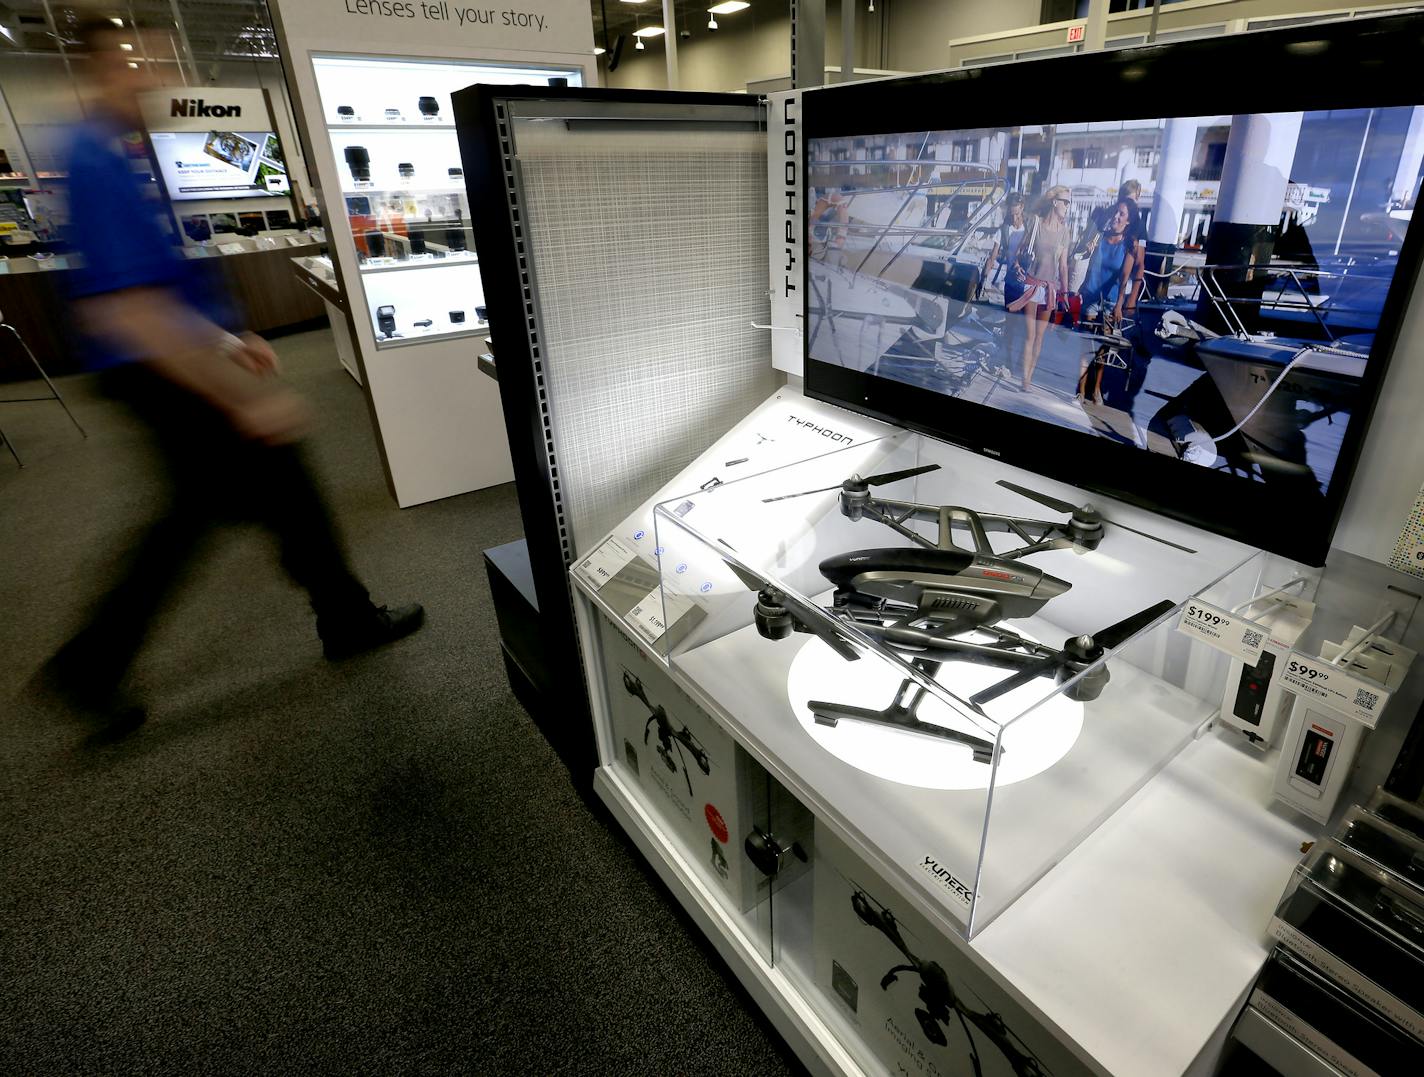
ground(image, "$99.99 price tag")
xmin=1174 ymin=599 xmax=1266 ymax=663
xmin=1281 ymin=651 xmax=1391 ymax=729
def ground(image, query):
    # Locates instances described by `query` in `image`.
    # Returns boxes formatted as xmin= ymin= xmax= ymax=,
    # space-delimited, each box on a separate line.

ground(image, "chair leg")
xmin=2 ymin=323 xmax=87 ymax=438
xmin=0 ymin=418 xmax=22 ymax=467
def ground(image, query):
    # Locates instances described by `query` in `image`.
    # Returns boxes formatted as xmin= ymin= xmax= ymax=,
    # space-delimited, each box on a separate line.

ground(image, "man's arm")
xmin=79 ymin=287 xmax=305 ymax=443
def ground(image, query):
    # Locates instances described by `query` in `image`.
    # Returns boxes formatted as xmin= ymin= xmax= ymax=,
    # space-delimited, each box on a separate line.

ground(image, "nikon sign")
xmin=140 ymin=88 xmax=270 ymax=133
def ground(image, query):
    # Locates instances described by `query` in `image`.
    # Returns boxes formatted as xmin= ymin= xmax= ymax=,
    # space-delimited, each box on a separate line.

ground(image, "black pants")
xmin=62 ymin=362 xmax=368 ymax=691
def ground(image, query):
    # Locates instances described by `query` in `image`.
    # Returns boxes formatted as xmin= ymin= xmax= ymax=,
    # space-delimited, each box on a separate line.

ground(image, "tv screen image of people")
xmin=806 ymin=108 xmax=1422 ymax=509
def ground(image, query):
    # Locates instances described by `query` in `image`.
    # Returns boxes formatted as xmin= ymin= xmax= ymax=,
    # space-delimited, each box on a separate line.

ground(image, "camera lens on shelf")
xmin=344 ymin=145 xmax=371 ymax=183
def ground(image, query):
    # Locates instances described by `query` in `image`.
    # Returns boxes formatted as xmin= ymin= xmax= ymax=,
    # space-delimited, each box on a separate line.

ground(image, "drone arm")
xmin=937 ymin=506 xmax=989 ymax=555
xmin=880 ymin=963 xmax=916 ymax=990
xmin=860 ymin=502 xmax=940 ymax=550
xmin=998 ymin=535 xmax=1077 ymax=560
xmin=673 ymin=728 xmax=712 ymax=774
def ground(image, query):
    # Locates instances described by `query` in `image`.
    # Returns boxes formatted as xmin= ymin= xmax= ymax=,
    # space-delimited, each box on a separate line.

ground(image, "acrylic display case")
xmin=583 ymin=411 xmax=1261 ymax=936
xmin=310 ymin=56 xmax=579 ymax=349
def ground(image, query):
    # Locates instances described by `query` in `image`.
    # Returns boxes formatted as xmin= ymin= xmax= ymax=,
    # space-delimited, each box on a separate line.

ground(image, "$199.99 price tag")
xmin=1174 ymin=599 xmax=1267 ymax=663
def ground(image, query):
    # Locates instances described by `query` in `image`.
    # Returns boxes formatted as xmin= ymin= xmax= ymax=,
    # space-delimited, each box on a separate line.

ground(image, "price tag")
xmin=1280 ymin=651 xmax=1392 ymax=729
xmin=628 ymin=588 xmax=696 ymax=644
xmin=218 ymin=242 xmax=246 ymax=255
xmin=571 ymin=536 xmax=637 ymax=592
xmin=1175 ymin=600 xmax=1266 ymax=663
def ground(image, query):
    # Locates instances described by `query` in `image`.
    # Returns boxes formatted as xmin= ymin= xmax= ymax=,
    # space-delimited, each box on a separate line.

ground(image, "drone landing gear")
xmin=809 ymin=661 xmax=997 ymax=764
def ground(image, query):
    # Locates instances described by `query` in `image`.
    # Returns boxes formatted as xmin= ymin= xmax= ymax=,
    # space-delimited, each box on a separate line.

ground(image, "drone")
xmin=732 ymin=464 xmax=1183 ymax=760
xmin=623 ymin=671 xmax=711 ymax=796
xmin=851 ymin=886 xmax=1049 ymax=1076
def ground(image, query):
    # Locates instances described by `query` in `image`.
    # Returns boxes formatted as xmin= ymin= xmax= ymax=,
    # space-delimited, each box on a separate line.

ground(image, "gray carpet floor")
xmin=0 ymin=328 xmax=802 ymax=1075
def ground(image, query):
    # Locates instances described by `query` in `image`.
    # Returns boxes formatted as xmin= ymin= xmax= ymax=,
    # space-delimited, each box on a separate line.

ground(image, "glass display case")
xmin=577 ymin=406 xmax=1261 ymax=935
xmin=309 ymin=56 xmax=580 ymax=348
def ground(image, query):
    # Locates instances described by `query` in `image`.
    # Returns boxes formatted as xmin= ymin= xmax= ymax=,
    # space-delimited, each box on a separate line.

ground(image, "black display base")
xmin=484 ymin=538 xmax=595 ymax=792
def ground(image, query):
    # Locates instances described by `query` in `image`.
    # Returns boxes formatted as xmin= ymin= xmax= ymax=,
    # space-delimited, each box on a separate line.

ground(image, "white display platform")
xmin=973 ymin=731 xmax=1314 ymax=1076
xmin=573 ymin=385 xmax=1324 ymax=1075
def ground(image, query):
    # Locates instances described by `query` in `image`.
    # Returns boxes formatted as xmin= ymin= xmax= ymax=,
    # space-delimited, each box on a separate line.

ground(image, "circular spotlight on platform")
xmin=785 ymin=635 xmax=1083 ymax=791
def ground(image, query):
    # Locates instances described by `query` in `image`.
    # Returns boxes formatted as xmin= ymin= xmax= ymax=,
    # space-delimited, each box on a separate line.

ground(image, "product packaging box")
xmin=811 ymin=825 xmax=1093 ymax=1077
xmin=1247 ymin=946 xmax=1424 ymax=1077
xmin=1272 ymin=633 xmax=1411 ymax=823
xmin=1267 ymin=839 xmax=1424 ymax=1044
xmin=1219 ymin=595 xmax=1314 ymax=749
xmin=600 ymin=621 xmax=807 ymax=912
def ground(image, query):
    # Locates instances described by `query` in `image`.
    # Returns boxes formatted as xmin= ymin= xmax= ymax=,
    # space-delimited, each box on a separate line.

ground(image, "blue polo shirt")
xmin=65 ymin=116 xmax=235 ymax=368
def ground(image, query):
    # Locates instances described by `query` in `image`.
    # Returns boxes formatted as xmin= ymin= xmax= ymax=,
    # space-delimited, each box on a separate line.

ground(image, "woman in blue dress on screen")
xmin=1074 ymin=196 xmax=1141 ymax=402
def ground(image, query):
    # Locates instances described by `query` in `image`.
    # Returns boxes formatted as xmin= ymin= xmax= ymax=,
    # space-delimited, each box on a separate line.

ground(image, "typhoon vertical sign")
xmin=767 ymin=90 xmax=804 ymax=376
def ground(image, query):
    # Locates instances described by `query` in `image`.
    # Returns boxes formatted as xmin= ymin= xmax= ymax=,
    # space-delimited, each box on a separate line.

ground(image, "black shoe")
xmin=320 ymin=602 xmax=425 ymax=660
xmin=31 ymin=650 xmax=147 ymax=735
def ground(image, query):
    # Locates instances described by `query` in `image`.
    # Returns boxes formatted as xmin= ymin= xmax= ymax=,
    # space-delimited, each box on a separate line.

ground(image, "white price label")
xmin=628 ymin=588 xmax=696 ymax=644
xmin=571 ymin=537 xmax=637 ymax=592
xmin=1280 ymin=651 xmax=1392 ymax=729
xmin=1175 ymin=600 xmax=1267 ymax=663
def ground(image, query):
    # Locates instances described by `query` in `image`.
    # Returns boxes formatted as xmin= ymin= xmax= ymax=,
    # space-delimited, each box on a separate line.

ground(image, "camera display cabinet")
xmin=268 ymin=0 xmax=594 ymax=506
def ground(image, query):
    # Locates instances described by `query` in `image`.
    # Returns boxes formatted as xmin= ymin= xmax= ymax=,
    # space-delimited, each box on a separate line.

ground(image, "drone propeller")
xmin=762 ymin=463 xmax=942 ymax=504
xmin=722 ymin=557 xmax=863 ymax=663
xmin=968 ymin=599 xmax=1176 ymax=706
xmin=995 ymin=479 xmax=1197 ymax=554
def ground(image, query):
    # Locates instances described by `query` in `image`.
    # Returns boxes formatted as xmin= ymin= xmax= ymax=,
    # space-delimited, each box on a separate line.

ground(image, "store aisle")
xmin=0 ymin=329 xmax=802 ymax=1075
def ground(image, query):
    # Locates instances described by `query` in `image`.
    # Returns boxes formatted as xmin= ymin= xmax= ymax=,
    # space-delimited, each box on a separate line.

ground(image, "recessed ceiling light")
xmin=593 ymin=46 xmax=606 ymax=55
xmin=109 ymin=16 xmax=124 ymax=27
xmin=119 ymin=42 xmax=134 ymax=51
xmin=633 ymin=26 xmax=664 ymax=37
xmin=708 ymin=1 xmax=749 ymax=13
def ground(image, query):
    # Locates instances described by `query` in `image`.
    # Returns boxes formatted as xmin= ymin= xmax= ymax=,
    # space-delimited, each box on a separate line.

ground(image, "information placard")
xmin=1280 ymin=652 xmax=1391 ymax=729
xmin=1175 ymin=599 xmax=1267 ymax=663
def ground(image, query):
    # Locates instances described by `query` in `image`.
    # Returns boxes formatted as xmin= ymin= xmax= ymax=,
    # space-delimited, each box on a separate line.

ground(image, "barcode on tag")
xmin=1242 ymin=629 xmax=1264 ymax=651
xmin=1354 ymin=687 xmax=1380 ymax=712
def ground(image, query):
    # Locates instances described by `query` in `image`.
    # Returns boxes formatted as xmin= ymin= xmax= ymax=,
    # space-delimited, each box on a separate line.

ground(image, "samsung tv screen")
xmin=803 ymin=17 xmax=1424 ymax=563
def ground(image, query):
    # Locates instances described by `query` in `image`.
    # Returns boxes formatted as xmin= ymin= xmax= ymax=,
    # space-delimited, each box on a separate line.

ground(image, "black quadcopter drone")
xmin=852 ymin=886 xmax=1049 ymax=1076
xmin=731 ymin=464 xmax=1184 ymax=761
xmin=623 ymin=671 xmax=711 ymax=796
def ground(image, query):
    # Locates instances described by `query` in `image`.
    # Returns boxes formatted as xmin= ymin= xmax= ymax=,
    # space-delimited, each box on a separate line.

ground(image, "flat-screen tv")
xmin=150 ymin=129 xmax=288 ymax=200
xmin=803 ymin=15 xmax=1424 ymax=564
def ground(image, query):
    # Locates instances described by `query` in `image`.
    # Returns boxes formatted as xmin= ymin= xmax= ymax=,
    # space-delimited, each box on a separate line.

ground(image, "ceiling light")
xmin=634 ymin=37 xmax=645 ymax=49
xmin=618 ymin=0 xmax=648 ymax=4
xmin=708 ymin=1 xmax=749 ymax=12
xmin=707 ymin=15 xmax=717 ymax=28
xmin=119 ymin=42 xmax=133 ymax=51
xmin=593 ymin=46 xmax=606 ymax=55
xmin=127 ymin=61 xmax=138 ymax=68
xmin=109 ymin=17 xmax=124 ymax=27
xmin=633 ymin=26 xmax=664 ymax=37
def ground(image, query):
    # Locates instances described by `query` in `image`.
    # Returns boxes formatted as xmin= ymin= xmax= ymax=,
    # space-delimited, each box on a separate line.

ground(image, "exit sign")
xmin=1067 ymin=24 xmax=1086 ymax=43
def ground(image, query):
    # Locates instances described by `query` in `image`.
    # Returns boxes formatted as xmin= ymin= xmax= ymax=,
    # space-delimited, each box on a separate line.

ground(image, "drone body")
xmin=738 ymin=465 xmax=1179 ymax=760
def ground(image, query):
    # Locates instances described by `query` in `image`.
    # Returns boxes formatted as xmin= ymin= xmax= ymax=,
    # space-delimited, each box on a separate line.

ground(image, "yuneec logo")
xmin=171 ymin=99 xmax=241 ymax=119
xmin=920 ymin=855 xmax=973 ymax=906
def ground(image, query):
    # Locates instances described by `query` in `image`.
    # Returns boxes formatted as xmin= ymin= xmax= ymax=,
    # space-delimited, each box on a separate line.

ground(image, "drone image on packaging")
xmin=729 ymin=464 xmax=1181 ymax=762
xmin=623 ymin=671 xmax=711 ymax=796
xmin=851 ymin=886 xmax=1049 ymax=1076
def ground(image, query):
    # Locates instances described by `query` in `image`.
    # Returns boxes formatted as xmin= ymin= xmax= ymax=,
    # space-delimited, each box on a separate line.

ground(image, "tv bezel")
xmin=802 ymin=14 xmax=1424 ymax=566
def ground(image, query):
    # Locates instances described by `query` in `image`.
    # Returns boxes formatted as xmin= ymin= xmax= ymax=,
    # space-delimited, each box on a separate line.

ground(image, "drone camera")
xmin=754 ymin=588 xmax=796 ymax=639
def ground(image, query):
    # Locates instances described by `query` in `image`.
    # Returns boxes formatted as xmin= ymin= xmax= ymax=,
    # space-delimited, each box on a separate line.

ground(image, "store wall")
xmin=602 ymin=13 xmax=791 ymax=91
xmin=885 ymin=0 xmax=1040 ymax=73
xmin=0 ymin=53 xmax=312 ymax=199
xmin=600 ymin=0 xmax=1046 ymax=92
